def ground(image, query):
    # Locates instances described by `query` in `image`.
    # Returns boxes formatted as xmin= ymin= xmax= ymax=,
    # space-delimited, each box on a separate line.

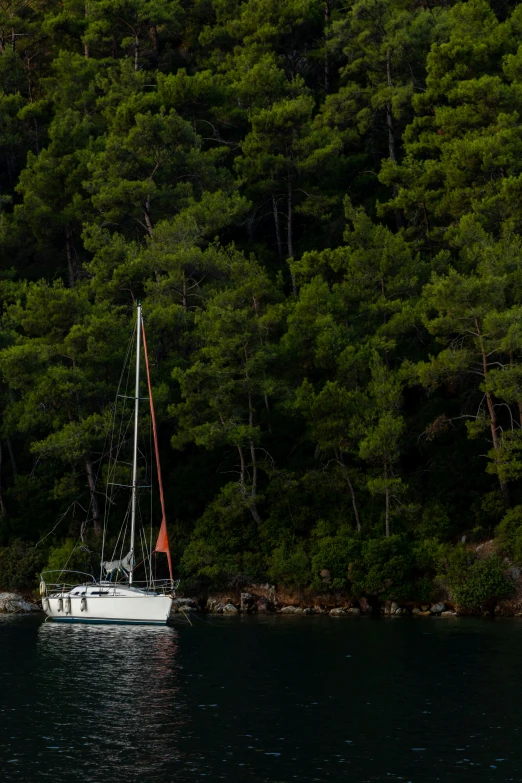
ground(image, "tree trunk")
xmin=250 ymin=440 xmax=257 ymax=495
xmin=238 ymin=443 xmax=260 ymax=522
xmin=385 ymin=48 xmax=403 ymax=229
xmin=249 ymin=500 xmax=261 ymax=524
xmin=182 ymin=275 xmax=187 ymax=311
xmin=85 ymin=459 xmax=102 ymax=537
xmin=25 ymin=54 xmax=33 ymax=101
xmin=144 ymin=195 xmax=153 ymax=236
xmin=246 ymin=380 xmax=261 ymax=523
xmin=385 ymin=103 xmax=396 ymax=164
xmin=247 ymin=388 xmax=257 ymax=493
xmin=134 ymin=34 xmax=139 ymax=71
xmin=385 ymin=49 xmax=396 ymax=164
xmin=273 ymin=195 xmax=283 ymax=260
xmin=336 ymin=450 xmax=361 ymax=532
xmin=485 ymin=390 xmax=508 ymax=503
xmin=236 ymin=379 xmax=262 ymax=523
xmin=248 ymin=399 xmax=260 ymax=511
xmin=475 ymin=316 xmax=509 ymax=506
xmin=149 ymin=24 xmax=159 ymax=54
xmin=84 ymin=2 xmax=89 ymax=58
xmin=65 ymin=227 xmax=75 ymax=288
xmin=248 ymin=438 xmax=261 ymax=523
xmin=237 ymin=445 xmax=246 ymax=486
xmin=287 ymin=177 xmax=297 ymax=295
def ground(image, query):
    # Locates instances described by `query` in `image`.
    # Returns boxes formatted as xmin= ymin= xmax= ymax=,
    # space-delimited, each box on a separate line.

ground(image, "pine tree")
xmin=170 ymin=249 xmax=282 ymax=525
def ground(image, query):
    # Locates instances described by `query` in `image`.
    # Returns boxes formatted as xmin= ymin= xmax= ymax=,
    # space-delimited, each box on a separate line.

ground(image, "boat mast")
xmin=142 ymin=319 xmax=174 ymax=583
xmin=129 ymin=303 xmax=142 ymax=585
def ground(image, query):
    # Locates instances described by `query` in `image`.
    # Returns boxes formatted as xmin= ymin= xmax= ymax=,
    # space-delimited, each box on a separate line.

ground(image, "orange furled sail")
xmin=141 ymin=319 xmax=173 ymax=582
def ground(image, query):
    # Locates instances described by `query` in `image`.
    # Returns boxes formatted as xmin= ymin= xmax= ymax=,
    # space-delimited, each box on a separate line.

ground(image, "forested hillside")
xmin=2 ymin=0 xmax=522 ymax=606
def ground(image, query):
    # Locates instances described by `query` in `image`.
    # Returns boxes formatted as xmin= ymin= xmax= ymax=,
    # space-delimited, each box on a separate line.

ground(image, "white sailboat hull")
xmin=44 ymin=586 xmax=172 ymax=625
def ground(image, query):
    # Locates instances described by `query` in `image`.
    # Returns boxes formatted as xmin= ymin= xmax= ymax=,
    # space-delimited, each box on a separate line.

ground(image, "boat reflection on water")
xmin=34 ymin=623 xmax=188 ymax=781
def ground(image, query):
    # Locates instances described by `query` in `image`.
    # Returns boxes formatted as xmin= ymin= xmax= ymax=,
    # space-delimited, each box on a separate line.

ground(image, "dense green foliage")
xmin=2 ymin=0 xmax=522 ymax=605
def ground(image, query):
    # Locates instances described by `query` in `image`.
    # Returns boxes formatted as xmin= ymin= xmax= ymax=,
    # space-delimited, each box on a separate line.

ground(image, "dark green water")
xmin=1 ymin=614 xmax=522 ymax=782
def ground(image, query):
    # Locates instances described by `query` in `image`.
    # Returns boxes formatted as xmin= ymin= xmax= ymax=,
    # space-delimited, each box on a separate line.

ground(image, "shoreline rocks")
xmin=193 ymin=594 xmax=456 ymax=617
xmin=167 ymin=585 xmax=522 ymax=619
xmin=171 ymin=597 xmax=200 ymax=613
xmin=0 ymin=592 xmax=40 ymax=614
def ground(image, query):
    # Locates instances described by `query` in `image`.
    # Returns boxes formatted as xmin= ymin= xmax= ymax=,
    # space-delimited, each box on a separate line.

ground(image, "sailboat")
xmin=40 ymin=304 xmax=176 ymax=624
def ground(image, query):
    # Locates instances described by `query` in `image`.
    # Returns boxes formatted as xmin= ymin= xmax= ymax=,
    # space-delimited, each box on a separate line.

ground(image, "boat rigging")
xmin=40 ymin=304 xmax=176 ymax=624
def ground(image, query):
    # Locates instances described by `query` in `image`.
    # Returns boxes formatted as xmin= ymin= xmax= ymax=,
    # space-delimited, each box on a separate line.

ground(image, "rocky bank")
xmin=170 ymin=587 xmax=460 ymax=617
xmin=169 ymin=579 xmax=522 ymax=618
xmin=0 ymin=592 xmax=40 ymax=614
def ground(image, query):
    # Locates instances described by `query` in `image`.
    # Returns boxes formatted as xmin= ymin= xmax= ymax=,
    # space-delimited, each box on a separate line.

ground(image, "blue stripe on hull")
xmin=48 ymin=617 xmax=167 ymax=625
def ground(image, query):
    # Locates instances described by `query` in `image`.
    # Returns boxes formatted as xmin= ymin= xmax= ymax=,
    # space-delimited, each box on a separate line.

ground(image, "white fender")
xmin=64 ymin=596 xmax=71 ymax=615
xmin=57 ymin=597 xmax=63 ymax=612
xmin=42 ymin=597 xmax=49 ymax=612
xmin=81 ymin=596 xmax=87 ymax=612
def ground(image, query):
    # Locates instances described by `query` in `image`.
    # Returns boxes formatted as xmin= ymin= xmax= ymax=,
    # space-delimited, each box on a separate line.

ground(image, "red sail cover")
xmin=155 ymin=519 xmax=173 ymax=579
xmin=142 ymin=319 xmax=174 ymax=582
xmin=154 ymin=517 xmax=173 ymax=580
xmin=155 ymin=517 xmax=173 ymax=581
xmin=155 ymin=518 xmax=169 ymax=554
